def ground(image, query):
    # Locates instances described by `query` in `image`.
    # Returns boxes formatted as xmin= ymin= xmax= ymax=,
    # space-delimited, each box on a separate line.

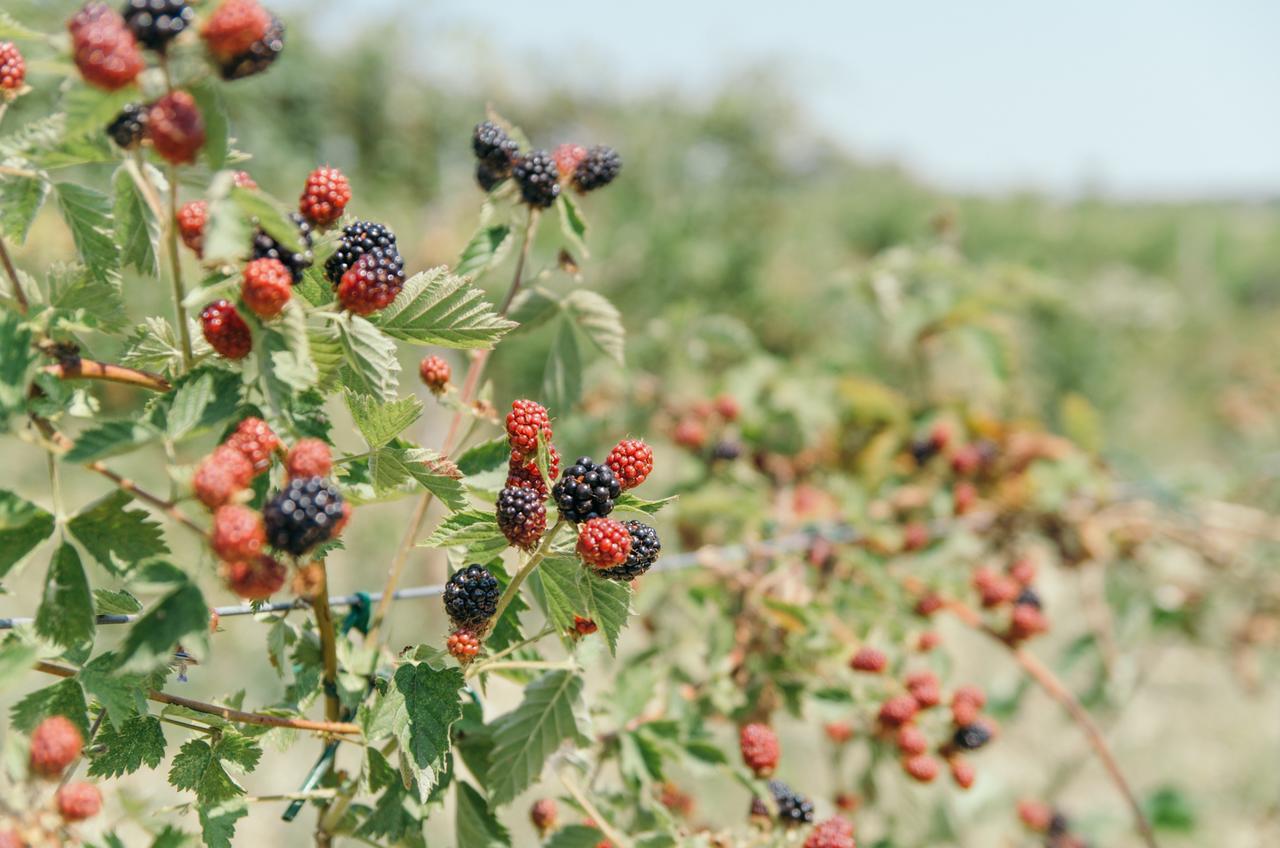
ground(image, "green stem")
xmin=489 ymin=519 xmax=566 ymax=633
xmin=0 ymin=234 xmax=28 ymax=314
xmin=166 ymin=164 xmax=193 ymax=370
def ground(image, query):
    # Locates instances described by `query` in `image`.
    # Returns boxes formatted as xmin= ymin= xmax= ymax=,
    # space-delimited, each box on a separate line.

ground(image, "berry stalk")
xmin=42 ymin=358 xmax=172 ymax=392
xmin=0 ymin=233 xmax=27 ymax=313
xmin=166 ymin=163 xmax=193 ymax=369
xmin=309 ymin=559 xmax=341 ymax=723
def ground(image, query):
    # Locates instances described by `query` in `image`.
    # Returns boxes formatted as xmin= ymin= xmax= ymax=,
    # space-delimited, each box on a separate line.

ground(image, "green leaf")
xmin=556 ymin=193 xmax=589 ymax=258
xmin=35 ymin=543 xmax=95 ymax=649
xmin=613 ymin=492 xmax=678 ymax=516
xmin=456 ymin=437 xmax=510 ymax=477
xmin=0 ymin=311 xmax=35 ymax=423
xmin=507 ymin=286 xmax=561 ymax=332
xmin=373 ymin=267 xmax=516 ymax=349
xmin=1144 ymin=785 xmax=1196 ymax=832
xmin=200 ymin=180 xmax=251 ymax=267
xmin=88 ymin=711 xmax=166 ymax=778
xmin=94 ymin=589 xmax=142 ymax=615
xmin=112 ymin=164 xmax=160 ymax=276
xmin=62 ymin=86 xmax=136 ymax=140
xmin=150 ymin=826 xmax=194 ymax=848
xmin=121 ymin=317 xmax=196 ymax=377
xmin=389 ymin=662 xmax=466 ymax=800
xmin=0 ymin=11 xmax=46 ymax=40
xmin=421 ymin=510 xmax=503 ymax=549
xmin=168 ymin=730 xmax=261 ymax=805
xmin=188 ymin=80 xmax=229 ymax=170
xmin=0 ymin=489 xmax=55 ymax=580
xmin=370 ymin=446 xmax=467 ymax=510
xmin=536 ymin=556 xmax=632 ymax=655
xmin=54 ymin=182 xmax=118 ymax=285
xmin=0 ymin=172 xmax=49 ymax=244
xmin=69 ymin=490 xmax=169 ymax=575
xmin=456 ymin=224 xmax=511 ymax=279
xmin=117 ymin=580 xmax=210 ymax=673
xmin=258 ymin=300 xmax=318 ymax=410
xmin=46 ymin=262 xmax=129 ymax=333
xmin=199 ymin=801 xmax=247 ymax=848
xmin=11 ymin=677 xmax=89 ymax=738
xmin=64 ymin=419 xmax=158 ymax=463
xmin=79 ymin=656 xmax=148 ymax=730
xmin=563 ymin=289 xmax=624 ymax=365
xmin=0 ymin=638 xmax=40 ymax=692
xmin=346 ymin=391 xmax=422 ymax=449
xmin=163 ymin=368 xmax=243 ymax=441
xmin=487 ymin=671 xmax=592 ymax=804
xmin=545 ymin=825 xmax=607 ymax=848
xmin=337 ymin=313 xmax=400 ymax=402
xmin=356 ymin=749 xmax=415 ymax=841
xmin=456 ymin=781 xmax=511 ymax=848
xmin=543 ymin=316 xmax=583 ymax=413
xmin=232 ymin=185 xmax=301 ymax=253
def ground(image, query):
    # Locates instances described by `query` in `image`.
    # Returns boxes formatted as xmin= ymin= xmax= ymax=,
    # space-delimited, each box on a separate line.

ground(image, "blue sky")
xmin=285 ymin=0 xmax=1280 ymax=200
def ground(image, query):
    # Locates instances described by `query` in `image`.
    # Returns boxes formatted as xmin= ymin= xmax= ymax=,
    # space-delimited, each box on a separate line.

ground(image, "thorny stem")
xmin=935 ymin=594 xmax=1160 ymax=848
xmin=0 ymin=234 xmax=28 ymax=313
xmin=36 ymin=661 xmax=360 ymax=736
xmin=166 ymin=164 xmax=193 ymax=369
xmin=366 ymin=207 xmax=541 ymax=641
xmin=311 ymin=560 xmax=341 ymax=724
xmin=42 ymin=358 xmax=172 ymax=392
xmin=559 ymin=767 xmax=632 ymax=848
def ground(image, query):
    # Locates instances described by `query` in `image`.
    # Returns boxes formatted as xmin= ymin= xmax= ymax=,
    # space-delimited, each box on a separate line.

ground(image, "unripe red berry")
xmin=298 ymin=166 xmax=351 ymax=226
xmin=906 ymin=671 xmax=942 ymax=709
xmin=0 ymin=828 xmax=23 ymax=848
xmin=419 ymin=355 xmax=451 ymax=395
xmin=29 ymin=715 xmax=83 ymax=778
xmin=56 ymin=781 xmax=101 ymax=821
xmin=738 ymin=723 xmax=780 ymax=777
xmin=606 ymin=438 xmax=654 ymax=490
xmin=914 ymin=593 xmax=944 ymax=617
xmin=552 ymin=144 xmax=588 ymax=181
xmin=572 ymin=615 xmax=598 ymax=636
xmin=177 ymin=200 xmax=208 ymax=258
xmin=530 ymin=798 xmax=558 ymax=835
xmin=714 ymin=393 xmax=740 ymax=422
xmin=1008 ymin=603 xmax=1048 ymax=641
xmin=823 ymin=721 xmax=854 ymax=744
xmin=901 ymin=521 xmax=929 ymax=552
xmin=201 ymin=0 xmax=271 ymax=59
xmin=1008 ymin=556 xmax=1037 ymax=586
xmin=505 ymin=399 xmax=552 ymax=459
xmin=225 ymin=417 xmax=280 ymax=475
xmin=950 ymin=443 xmax=982 ymax=476
xmin=446 ymin=628 xmax=481 ymax=662
xmin=672 ymin=417 xmax=706 ymax=450
xmin=902 ymin=753 xmax=939 ymax=783
xmin=576 ymin=517 xmax=631 ymax=569
xmin=952 ymin=684 xmax=986 ymax=709
xmin=803 ymin=816 xmax=856 ymax=848
xmin=895 ymin=725 xmax=928 ymax=756
xmin=201 ymin=299 xmax=252 ymax=359
xmin=194 ymin=445 xmax=254 ymax=508
xmin=1017 ymin=800 xmax=1054 ymax=833
xmin=232 ymin=170 xmax=258 ymax=189
xmin=221 ymin=555 xmax=286 ymax=600
xmin=948 ymin=756 xmax=976 ymax=789
xmin=240 ymin=257 xmax=293 ymax=319
xmin=877 ymin=695 xmax=918 ymax=728
xmin=0 ymin=42 xmax=26 ymax=93
xmin=916 ymin=631 xmax=941 ymax=652
xmin=953 ymin=481 xmax=977 ymax=515
xmin=68 ymin=4 xmax=144 ymax=91
xmin=211 ymin=504 xmax=266 ymax=561
xmin=148 ymin=91 xmax=205 ymax=165
xmin=285 ymin=438 xmax=332 ymax=480
xmin=950 ymin=699 xmax=980 ymax=727
xmin=849 ymin=647 xmax=887 ymax=673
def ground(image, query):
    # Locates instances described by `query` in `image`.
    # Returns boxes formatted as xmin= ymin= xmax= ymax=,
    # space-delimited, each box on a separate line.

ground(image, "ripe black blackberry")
xmin=106 ymin=103 xmax=147 ymax=149
xmin=262 ymin=476 xmax=345 ymax=556
xmin=552 ymin=457 xmax=620 ymax=523
xmin=251 ymin=212 xmax=313 ymax=283
xmin=767 ymin=780 xmax=815 ymax=827
xmin=443 ymin=564 xmax=500 ymax=630
xmin=216 ymin=14 xmax=284 ymax=80
xmin=952 ymin=722 xmax=993 ymax=751
xmin=472 ymin=120 xmax=519 ymax=172
xmin=572 ymin=145 xmax=622 ymax=193
xmin=324 ymin=220 xmax=399 ymax=285
xmin=1015 ymin=586 xmax=1042 ymax=609
xmin=475 ymin=161 xmax=507 ymax=192
xmin=496 ymin=485 xmax=546 ymax=551
xmin=596 ymin=520 xmax=660 ymax=581
xmin=512 ymin=150 xmax=561 ymax=208
xmin=122 ymin=0 xmax=194 ymax=52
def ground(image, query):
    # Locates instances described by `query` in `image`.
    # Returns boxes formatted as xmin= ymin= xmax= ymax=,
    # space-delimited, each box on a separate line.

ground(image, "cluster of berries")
xmin=905 ymin=420 xmax=998 ymax=516
xmin=323 ymin=219 xmax=406 ymax=315
xmin=194 ymin=418 xmax=348 ymax=599
xmin=848 ymin=650 xmax=996 ymax=789
xmin=470 ymin=120 xmax=622 ymax=207
xmin=2 ymin=716 xmax=102 ymax=842
xmin=737 ymin=724 xmax=855 ymax=844
xmin=418 ymin=354 xmax=451 ymax=395
xmin=70 ymin=0 xmax=282 ymax=96
xmin=1018 ymin=800 xmax=1091 ymax=848
xmin=971 ymin=555 xmax=1048 ymax=643
xmin=442 ymin=563 xmax=499 ymax=662
xmin=0 ymin=41 xmax=26 ymax=97
xmin=668 ymin=393 xmax=743 ymax=462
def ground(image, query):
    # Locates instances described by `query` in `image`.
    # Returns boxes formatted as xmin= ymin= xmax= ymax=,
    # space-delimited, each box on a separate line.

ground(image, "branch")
xmin=310 ymin=561 xmax=341 ymax=723
xmin=42 ymin=358 xmax=172 ymax=392
xmin=0 ymin=233 xmax=28 ymax=313
xmin=164 ymin=163 xmax=192 ymax=369
xmin=489 ymin=519 xmax=566 ymax=633
xmin=932 ymin=594 xmax=1160 ymax=848
xmin=559 ymin=767 xmax=633 ymax=848
xmin=35 ymin=661 xmax=361 ymax=736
